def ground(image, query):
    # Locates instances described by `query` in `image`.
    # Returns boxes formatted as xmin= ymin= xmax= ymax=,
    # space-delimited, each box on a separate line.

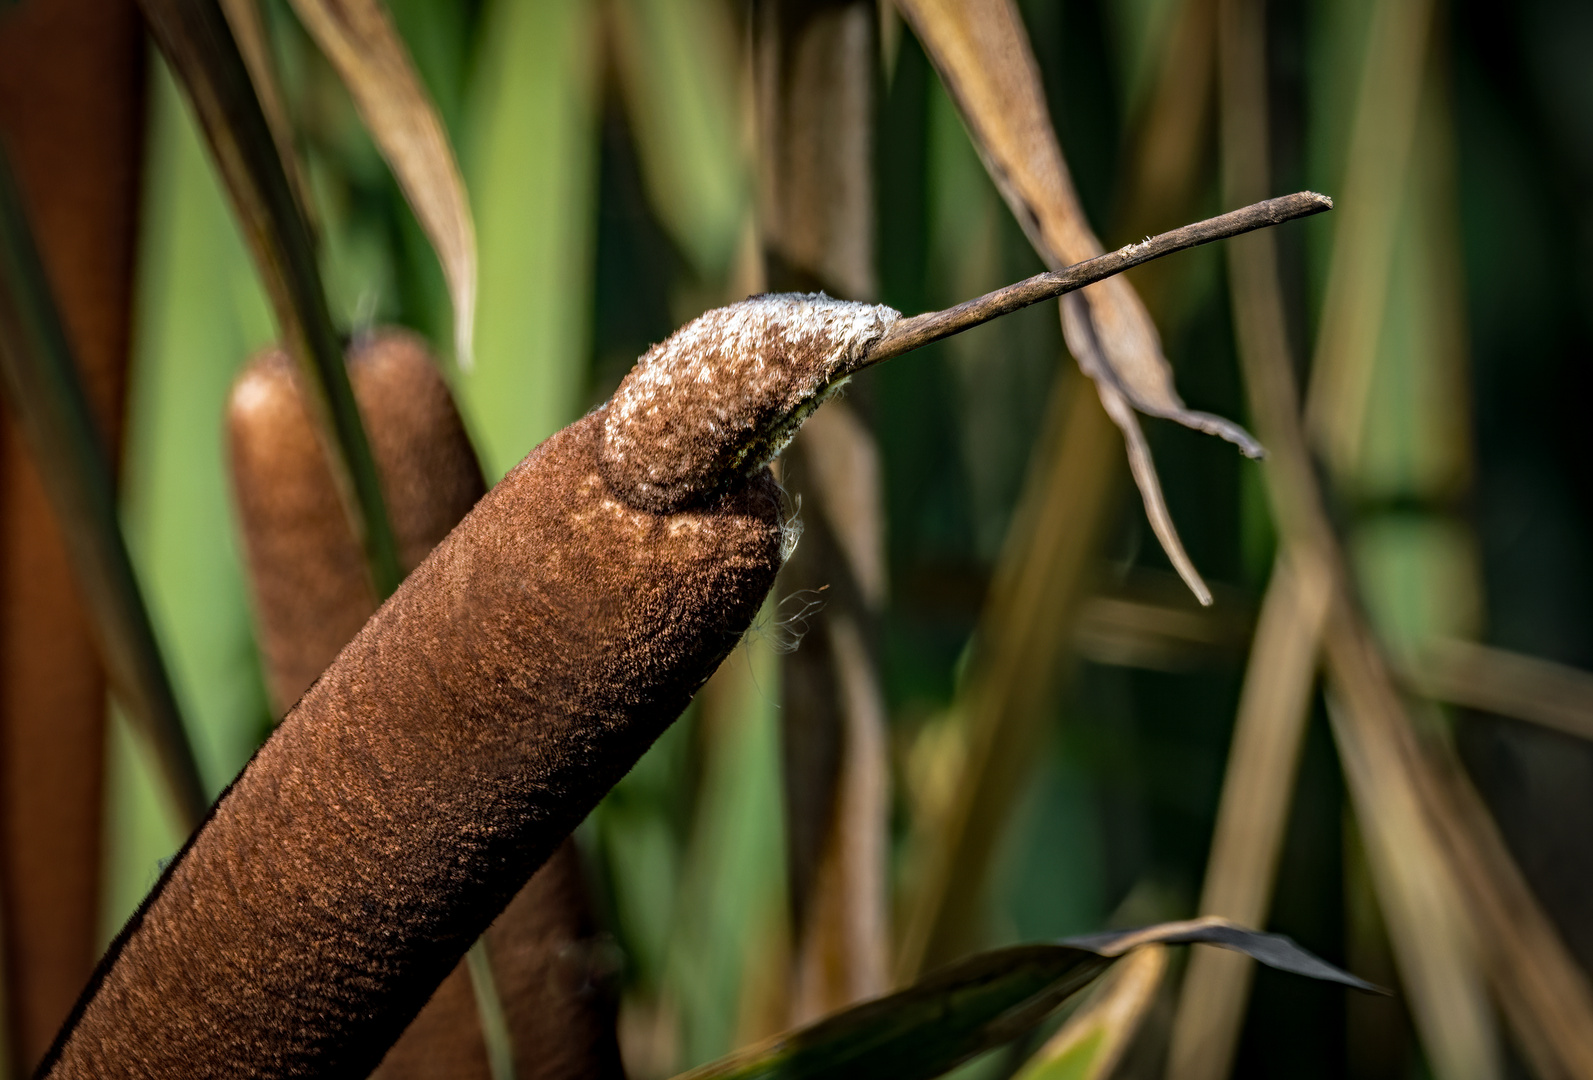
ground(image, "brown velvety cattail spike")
xmin=43 ymin=201 xmax=1314 ymax=1077
xmin=42 ymin=407 xmax=788 ymax=1077
xmin=228 ymin=328 xmax=621 ymax=1080
xmin=377 ymin=843 xmax=621 ymax=1080
xmin=229 ymin=328 xmax=483 ymax=711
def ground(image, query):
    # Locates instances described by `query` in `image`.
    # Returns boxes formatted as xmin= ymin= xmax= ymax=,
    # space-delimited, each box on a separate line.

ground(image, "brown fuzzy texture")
xmin=599 ymin=294 xmax=896 ymax=512
xmin=377 ymin=842 xmax=622 ymax=1080
xmin=40 ymin=411 xmax=783 ymax=1079
xmin=230 ymin=331 xmax=622 ymax=1079
xmin=228 ymin=328 xmax=484 ymax=712
xmin=486 ymin=841 xmax=623 ymax=1079
xmin=0 ymin=0 xmax=144 ymax=1069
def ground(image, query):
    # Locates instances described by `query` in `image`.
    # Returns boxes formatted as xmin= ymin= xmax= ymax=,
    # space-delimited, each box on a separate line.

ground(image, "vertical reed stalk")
xmin=0 ymin=2 xmax=145 ymax=1068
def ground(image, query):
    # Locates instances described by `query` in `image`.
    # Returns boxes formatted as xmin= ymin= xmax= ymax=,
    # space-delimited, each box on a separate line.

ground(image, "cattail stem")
xmin=864 ymin=191 xmax=1331 ymax=365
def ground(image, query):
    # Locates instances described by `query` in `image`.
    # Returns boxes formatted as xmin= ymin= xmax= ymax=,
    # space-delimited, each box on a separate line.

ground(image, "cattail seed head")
xmin=599 ymin=293 xmax=898 ymax=512
xmin=227 ymin=328 xmax=484 ymax=712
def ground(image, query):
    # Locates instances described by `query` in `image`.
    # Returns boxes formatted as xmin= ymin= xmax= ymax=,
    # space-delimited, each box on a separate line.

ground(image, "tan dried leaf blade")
xmin=896 ymin=0 xmax=1263 ymax=604
xmin=289 ymin=0 xmax=478 ymax=367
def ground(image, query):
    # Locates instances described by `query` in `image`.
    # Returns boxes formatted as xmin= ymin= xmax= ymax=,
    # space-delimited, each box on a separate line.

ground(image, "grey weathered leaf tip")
xmin=1062 ymin=916 xmax=1386 ymax=995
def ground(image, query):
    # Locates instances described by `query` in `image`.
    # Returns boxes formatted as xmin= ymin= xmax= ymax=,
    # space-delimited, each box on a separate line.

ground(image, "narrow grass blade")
xmin=0 ymin=148 xmax=207 ymax=826
xmin=1304 ymin=0 xmax=1437 ymax=480
xmin=1404 ymin=639 xmax=1593 ymax=743
xmin=1011 ymin=945 xmax=1168 ymax=1080
xmin=1323 ymin=618 xmax=1502 ymax=1080
xmin=780 ymin=420 xmax=893 ymax=1025
xmin=465 ymin=939 xmax=517 ymax=1080
xmin=611 ymin=0 xmax=747 ymax=280
xmin=1410 ymin=718 xmax=1593 ymax=1080
xmin=136 ymin=0 xmax=402 ymax=597
xmin=752 ymin=0 xmax=891 ymax=1025
xmin=285 ymin=0 xmax=477 ymax=368
xmin=1165 ymin=551 xmax=1332 ymax=1080
xmin=215 ymin=0 xmax=313 ymax=220
xmin=665 ymin=628 xmax=790 ymax=1068
xmin=753 ymin=0 xmax=877 ymax=300
xmin=1204 ymin=4 xmax=1516 ymax=1079
xmin=896 ymin=370 xmax=1121 ymax=980
xmin=677 ymin=921 xmax=1370 ymax=1080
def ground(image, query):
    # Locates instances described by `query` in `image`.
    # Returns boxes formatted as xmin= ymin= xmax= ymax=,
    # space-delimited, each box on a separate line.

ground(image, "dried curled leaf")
xmin=287 ymin=0 xmax=477 ymax=367
xmin=895 ymin=0 xmax=1262 ymax=604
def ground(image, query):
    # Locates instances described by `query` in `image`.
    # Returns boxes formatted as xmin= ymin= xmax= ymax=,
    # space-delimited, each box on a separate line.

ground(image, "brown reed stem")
xmin=864 ymin=191 xmax=1330 ymax=366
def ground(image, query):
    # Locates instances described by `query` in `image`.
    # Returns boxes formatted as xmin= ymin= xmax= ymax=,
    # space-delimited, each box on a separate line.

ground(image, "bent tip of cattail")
xmin=228 ymin=345 xmax=296 ymax=426
xmin=597 ymin=293 xmax=899 ymax=513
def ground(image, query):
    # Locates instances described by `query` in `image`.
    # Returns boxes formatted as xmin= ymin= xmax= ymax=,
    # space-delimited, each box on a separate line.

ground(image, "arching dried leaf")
xmin=895 ymin=0 xmax=1264 ymax=605
xmin=287 ymin=0 xmax=477 ymax=368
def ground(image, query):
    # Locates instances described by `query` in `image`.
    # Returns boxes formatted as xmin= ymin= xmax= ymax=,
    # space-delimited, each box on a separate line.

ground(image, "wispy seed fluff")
xmin=599 ymin=293 xmax=899 ymax=512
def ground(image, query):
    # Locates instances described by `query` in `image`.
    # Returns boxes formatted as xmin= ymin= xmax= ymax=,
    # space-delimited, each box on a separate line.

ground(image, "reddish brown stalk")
xmin=0 ymin=1 xmax=144 ymax=1070
xmin=865 ymin=191 xmax=1330 ymax=365
xmin=227 ymin=329 xmax=621 ymax=1080
xmin=40 ymin=203 xmax=1316 ymax=1078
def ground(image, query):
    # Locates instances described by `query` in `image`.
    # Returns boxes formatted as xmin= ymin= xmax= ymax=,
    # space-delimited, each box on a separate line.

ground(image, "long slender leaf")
xmin=611 ymin=0 xmax=747 ymax=280
xmin=460 ymin=0 xmax=598 ymax=479
xmin=753 ymin=0 xmax=892 ymax=1027
xmin=0 ymin=147 xmax=207 ymax=826
xmin=1303 ymin=0 xmax=1437 ymax=481
xmin=136 ymin=0 xmax=401 ymax=596
xmin=107 ymin=57 xmax=277 ymax=936
xmin=1164 ymin=551 xmax=1331 ymax=1080
xmin=215 ymin=0 xmax=313 ymax=221
xmin=1180 ymin=4 xmax=1505 ymax=1080
xmin=1011 ymin=945 xmax=1167 ymax=1080
xmin=284 ymin=0 xmax=477 ymax=368
xmin=665 ymin=626 xmax=789 ymax=1069
xmin=677 ymin=920 xmax=1372 ymax=1080
xmin=1404 ymin=639 xmax=1593 ymax=743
